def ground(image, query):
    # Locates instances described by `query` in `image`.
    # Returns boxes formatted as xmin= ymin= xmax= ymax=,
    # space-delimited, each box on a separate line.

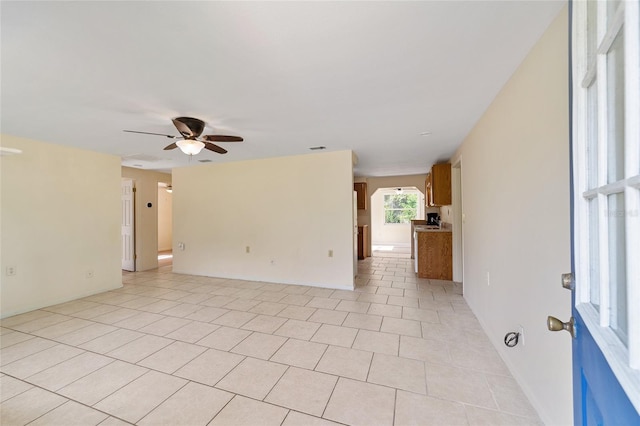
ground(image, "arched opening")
xmin=370 ymin=186 xmax=424 ymax=257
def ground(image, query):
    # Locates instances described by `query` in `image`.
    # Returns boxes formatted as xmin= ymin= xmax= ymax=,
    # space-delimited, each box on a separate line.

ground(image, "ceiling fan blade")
xmin=203 ymin=135 xmax=244 ymax=142
xmin=173 ymin=117 xmax=205 ymax=138
xmin=163 ymin=142 xmax=178 ymax=150
xmin=123 ymin=130 xmax=176 ymax=138
xmin=204 ymin=142 xmax=228 ymax=154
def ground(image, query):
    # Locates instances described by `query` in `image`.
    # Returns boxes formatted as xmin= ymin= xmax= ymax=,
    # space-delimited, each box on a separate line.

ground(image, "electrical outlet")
xmin=6 ymin=266 xmax=16 ymax=276
xmin=178 ymin=242 xmax=185 ymax=251
xmin=86 ymin=270 xmax=94 ymax=279
xmin=486 ymin=271 xmax=490 ymax=286
xmin=328 ymin=249 xmax=333 ymax=257
xmin=246 ymin=246 xmax=250 ymax=254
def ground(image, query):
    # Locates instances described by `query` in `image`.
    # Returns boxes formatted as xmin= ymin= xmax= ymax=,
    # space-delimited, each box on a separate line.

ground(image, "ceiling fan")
xmin=123 ymin=116 xmax=243 ymax=155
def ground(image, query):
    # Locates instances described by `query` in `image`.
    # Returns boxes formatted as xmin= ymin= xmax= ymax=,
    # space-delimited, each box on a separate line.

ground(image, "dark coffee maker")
xmin=426 ymin=213 xmax=439 ymax=226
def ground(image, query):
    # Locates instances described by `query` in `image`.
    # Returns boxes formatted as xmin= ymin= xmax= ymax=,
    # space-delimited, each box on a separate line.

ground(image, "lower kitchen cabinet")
xmin=417 ymin=231 xmax=452 ymax=280
xmin=357 ymin=225 xmax=369 ymax=260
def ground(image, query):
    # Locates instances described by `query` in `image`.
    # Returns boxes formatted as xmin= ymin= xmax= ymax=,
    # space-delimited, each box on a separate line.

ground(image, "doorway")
xmin=157 ymin=182 xmax=173 ymax=268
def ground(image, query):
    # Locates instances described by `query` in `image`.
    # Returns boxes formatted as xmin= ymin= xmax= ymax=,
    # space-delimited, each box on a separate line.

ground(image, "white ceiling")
xmin=1 ymin=1 xmax=565 ymax=176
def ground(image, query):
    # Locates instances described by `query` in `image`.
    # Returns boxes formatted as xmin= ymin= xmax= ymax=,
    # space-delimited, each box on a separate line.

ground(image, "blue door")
xmin=572 ymin=314 xmax=639 ymax=424
xmin=567 ymin=0 xmax=640 ymax=424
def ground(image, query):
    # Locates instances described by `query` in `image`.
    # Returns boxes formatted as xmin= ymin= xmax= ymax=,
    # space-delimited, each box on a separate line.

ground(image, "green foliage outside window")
xmin=384 ymin=193 xmax=418 ymax=224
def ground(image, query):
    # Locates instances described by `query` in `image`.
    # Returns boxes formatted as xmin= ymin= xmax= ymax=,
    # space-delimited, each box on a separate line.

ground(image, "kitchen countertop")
xmin=414 ymin=225 xmax=452 ymax=233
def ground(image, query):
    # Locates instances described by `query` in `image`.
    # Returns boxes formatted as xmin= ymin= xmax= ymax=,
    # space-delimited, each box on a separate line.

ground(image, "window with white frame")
xmin=383 ymin=191 xmax=418 ymax=224
xmin=573 ymin=0 xmax=639 ymax=407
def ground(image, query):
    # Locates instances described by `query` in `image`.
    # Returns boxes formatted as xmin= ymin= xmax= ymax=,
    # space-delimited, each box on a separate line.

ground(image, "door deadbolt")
xmin=547 ymin=316 xmax=576 ymax=339
xmin=561 ymin=273 xmax=574 ymax=290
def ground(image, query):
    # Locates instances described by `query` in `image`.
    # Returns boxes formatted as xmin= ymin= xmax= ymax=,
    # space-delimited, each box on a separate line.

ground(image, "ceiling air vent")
xmin=121 ymin=154 xmax=165 ymax=162
xmin=309 ymin=146 xmax=326 ymax=151
xmin=199 ymin=159 xmax=212 ymax=163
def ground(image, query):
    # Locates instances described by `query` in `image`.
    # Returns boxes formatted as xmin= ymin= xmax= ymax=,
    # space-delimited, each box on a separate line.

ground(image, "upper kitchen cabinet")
xmin=354 ymin=182 xmax=367 ymax=210
xmin=425 ymin=163 xmax=451 ymax=206
xmin=425 ymin=172 xmax=432 ymax=206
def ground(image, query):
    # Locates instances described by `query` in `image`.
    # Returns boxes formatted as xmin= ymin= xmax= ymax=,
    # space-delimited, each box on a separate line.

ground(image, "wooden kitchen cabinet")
xmin=425 ymin=163 xmax=451 ymax=206
xmin=417 ymin=231 xmax=452 ymax=280
xmin=357 ymin=225 xmax=369 ymax=260
xmin=425 ymin=172 xmax=432 ymax=207
xmin=354 ymin=182 xmax=367 ymax=210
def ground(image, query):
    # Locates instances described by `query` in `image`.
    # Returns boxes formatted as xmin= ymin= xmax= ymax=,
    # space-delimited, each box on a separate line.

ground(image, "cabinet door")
xmin=354 ymin=183 xmax=367 ymax=210
xmin=430 ymin=164 xmax=452 ymax=206
xmin=417 ymin=232 xmax=452 ymax=280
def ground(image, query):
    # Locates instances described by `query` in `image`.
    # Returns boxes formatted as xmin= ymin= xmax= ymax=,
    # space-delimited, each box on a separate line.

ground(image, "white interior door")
xmin=121 ymin=179 xmax=135 ymax=271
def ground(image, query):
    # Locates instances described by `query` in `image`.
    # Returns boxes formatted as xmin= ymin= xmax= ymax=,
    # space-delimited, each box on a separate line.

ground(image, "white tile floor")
xmin=0 ymin=255 xmax=542 ymax=425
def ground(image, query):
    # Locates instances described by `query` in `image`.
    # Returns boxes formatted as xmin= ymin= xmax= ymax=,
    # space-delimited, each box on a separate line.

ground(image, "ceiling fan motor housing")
xmin=173 ymin=117 xmax=205 ymax=138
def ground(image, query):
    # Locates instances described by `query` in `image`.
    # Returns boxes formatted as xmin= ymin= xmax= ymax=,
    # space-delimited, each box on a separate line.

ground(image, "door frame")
xmin=451 ymin=159 xmax=463 ymax=283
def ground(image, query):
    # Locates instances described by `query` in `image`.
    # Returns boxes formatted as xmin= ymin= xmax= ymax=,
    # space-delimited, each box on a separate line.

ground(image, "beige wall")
xmin=450 ymin=7 xmax=572 ymax=425
xmin=121 ymin=167 xmax=171 ymax=271
xmin=157 ymin=187 xmax=173 ymax=251
xmin=173 ymin=150 xmax=355 ymax=289
xmin=1 ymin=135 xmax=122 ymax=317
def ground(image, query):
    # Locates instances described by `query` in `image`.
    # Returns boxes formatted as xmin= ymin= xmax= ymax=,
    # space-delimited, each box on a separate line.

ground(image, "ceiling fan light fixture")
xmin=176 ymin=139 xmax=205 ymax=156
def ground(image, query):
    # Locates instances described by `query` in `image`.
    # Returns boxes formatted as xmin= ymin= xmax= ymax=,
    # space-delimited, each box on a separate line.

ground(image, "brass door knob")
xmin=547 ymin=316 xmax=576 ymax=338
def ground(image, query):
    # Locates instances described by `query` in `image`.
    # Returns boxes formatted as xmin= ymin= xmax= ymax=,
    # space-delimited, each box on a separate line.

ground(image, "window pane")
xmin=589 ymin=198 xmax=600 ymax=310
xmin=608 ymin=192 xmax=627 ymax=345
xmin=384 ymin=209 xmax=417 ymax=224
xmin=607 ymin=30 xmax=625 ymax=183
xmin=587 ymin=0 xmax=598 ymax=63
xmin=587 ymin=83 xmax=599 ymax=189
xmin=384 ymin=194 xmax=417 ymax=224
